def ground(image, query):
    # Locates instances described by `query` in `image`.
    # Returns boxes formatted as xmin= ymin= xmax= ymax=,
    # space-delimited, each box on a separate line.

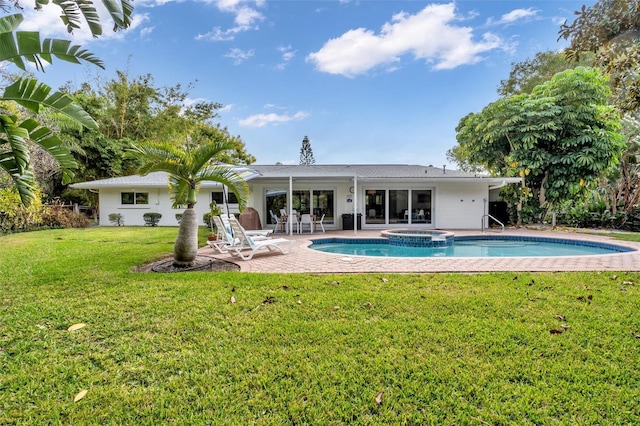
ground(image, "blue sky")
xmin=22 ymin=0 xmax=595 ymax=167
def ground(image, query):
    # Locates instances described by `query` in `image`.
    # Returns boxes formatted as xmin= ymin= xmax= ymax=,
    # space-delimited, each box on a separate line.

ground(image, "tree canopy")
xmin=559 ymin=0 xmax=640 ymax=112
xmin=0 ymin=0 xmax=132 ymax=205
xmin=299 ymin=136 xmax=315 ymax=165
xmin=451 ymin=67 xmax=625 ymax=223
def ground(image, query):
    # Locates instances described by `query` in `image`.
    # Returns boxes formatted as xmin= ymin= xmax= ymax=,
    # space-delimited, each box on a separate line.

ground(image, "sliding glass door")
xmin=363 ymin=188 xmax=432 ymax=226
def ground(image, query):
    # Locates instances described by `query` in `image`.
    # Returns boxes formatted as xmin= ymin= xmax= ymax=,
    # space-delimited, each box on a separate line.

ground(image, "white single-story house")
xmin=71 ymin=164 xmax=521 ymax=231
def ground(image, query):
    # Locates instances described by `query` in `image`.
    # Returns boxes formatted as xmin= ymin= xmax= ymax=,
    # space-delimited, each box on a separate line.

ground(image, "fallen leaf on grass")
xmin=74 ymin=390 xmax=88 ymax=402
xmin=67 ymin=323 xmax=86 ymax=332
xmin=555 ymin=314 xmax=566 ymax=320
xmin=230 ymin=296 xmax=236 ymax=304
xmin=381 ymin=278 xmax=388 ymax=283
xmin=297 ymin=300 xmax=302 ymax=305
xmin=611 ymin=275 xmax=618 ymax=280
xmin=363 ymin=302 xmax=372 ymax=308
xmin=560 ymin=324 xmax=570 ymax=329
xmin=262 ymin=296 xmax=276 ymax=305
xmin=375 ymin=390 xmax=384 ymax=405
xmin=550 ymin=329 xmax=563 ymax=334
xmin=282 ymin=285 xmax=289 ymax=290
xmin=623 ymin=281 xmax=635 ymax=286
xmin=633 ymin=332 xmax=640 ymax=339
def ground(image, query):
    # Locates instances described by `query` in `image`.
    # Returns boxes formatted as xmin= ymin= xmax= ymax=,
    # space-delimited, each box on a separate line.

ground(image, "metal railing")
xmin=481 ymin=214 xmax=504 ymax=233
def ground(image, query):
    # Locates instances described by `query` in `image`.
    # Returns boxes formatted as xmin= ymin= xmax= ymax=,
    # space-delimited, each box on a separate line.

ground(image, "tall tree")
xmin=498 ymin=51 xmax=595 ymax=97
xmin=0 ymin=1 xmax=133 ymax=205
xmin=451 ymin=67 xmax=624 ymax=224
xmin=299 ymin=136 xmax=315 ymax=165
xmin=559 ymin=0 xmax=640 ymax=112
xmin=59 ymin=72 xmax=255 ymax=187
xmin=129 ymin=139 xmax=250 ymax=267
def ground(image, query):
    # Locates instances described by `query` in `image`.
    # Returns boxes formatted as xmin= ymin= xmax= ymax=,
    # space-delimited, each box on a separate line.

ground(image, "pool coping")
xmin=200 ymin=228 xmax=640 ymax=273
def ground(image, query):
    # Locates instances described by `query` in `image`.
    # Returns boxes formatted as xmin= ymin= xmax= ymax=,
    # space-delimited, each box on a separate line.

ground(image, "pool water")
xmin=310 ymin=237 xmax=632 ymax=258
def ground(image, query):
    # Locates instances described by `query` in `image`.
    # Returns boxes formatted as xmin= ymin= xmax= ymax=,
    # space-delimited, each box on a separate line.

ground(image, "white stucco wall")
xmin=96 ymin=180 xmax=492 ymax=230
xmin=434 ymin=182 xmax=489 ymax=229
xmin=98 ymin=188 xmax=218 ymax=227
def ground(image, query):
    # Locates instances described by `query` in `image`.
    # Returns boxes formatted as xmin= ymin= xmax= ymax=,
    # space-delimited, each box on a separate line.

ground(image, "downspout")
xmin=488 ymin=180 xmax=507 ymax=191
xmin=353 ymin=175 xmax=358 ymax=235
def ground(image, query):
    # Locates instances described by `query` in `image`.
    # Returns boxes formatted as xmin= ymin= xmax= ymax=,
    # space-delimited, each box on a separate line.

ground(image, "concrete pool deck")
xmin=200 ymin=228 xmax=640 ymax=273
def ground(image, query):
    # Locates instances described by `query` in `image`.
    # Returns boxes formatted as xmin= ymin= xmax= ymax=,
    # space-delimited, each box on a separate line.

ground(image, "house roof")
xmin=71 ymin=169 xmax=259 ymax=189
xmin=71 ymin=165 xmax=521 ymax=189
xmin=249 ymin=164 xmax=520 ymax=184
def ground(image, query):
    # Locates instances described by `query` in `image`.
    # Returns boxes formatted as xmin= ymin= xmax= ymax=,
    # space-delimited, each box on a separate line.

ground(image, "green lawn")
xmin=1 ymin=227 xmax=639 ymax=424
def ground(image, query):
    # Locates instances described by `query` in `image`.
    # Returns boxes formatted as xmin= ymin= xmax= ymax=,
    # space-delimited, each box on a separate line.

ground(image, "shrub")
xmin=109 ymin=213 xmax=124 ymax=226
xmin=41 ymin=205 xmax=90 ymax=228
xmin=0 ymin=187 xmax=43 ymax=232
xmin=143 ymin=212 xmax=162 ymax=226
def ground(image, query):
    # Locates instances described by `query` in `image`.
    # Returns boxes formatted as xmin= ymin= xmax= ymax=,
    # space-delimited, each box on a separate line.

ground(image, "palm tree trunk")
xmin=173 ymin=208 xmax=199 ymax=267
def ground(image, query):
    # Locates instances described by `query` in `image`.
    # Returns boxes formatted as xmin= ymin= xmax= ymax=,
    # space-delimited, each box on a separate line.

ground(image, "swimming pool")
xmin=309 ymin=236 xmax=634 ymax=258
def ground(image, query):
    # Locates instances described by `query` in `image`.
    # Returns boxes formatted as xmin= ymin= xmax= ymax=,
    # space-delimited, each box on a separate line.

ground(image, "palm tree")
xmin=0 ymin=1 xmax=133 ymax=205
xmin=129 ymin=140 xmax=250 ymax=267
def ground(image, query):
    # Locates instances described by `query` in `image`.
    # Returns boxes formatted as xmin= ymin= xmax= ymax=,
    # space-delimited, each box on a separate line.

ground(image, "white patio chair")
xmin=269 ymin=210 xmax=281 ymax=233
xmin=226 ymin=217 xmax=295 ymax=261
xmin=300 ymin=213 xmax=314 ymax=233
xmin=286 ymin=213 xmax=299 ymax=234
xmin=315 ymin=213 xmax=326 ymax=233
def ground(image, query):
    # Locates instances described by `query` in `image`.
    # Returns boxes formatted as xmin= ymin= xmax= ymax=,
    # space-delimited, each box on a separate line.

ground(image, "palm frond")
xmin=0 ymin=32 xmax=104 ymax=71
xmin=2 ymin=78 xmax=98 ymax=129
xmin=0 ymin=113 xmax=29 ymax=173
xmin=128 ymin=142 xmax=189 ymax=174
xmin=0 ymin=153 xmax=36 ymax=205
xmin=197 ymin=165 xmax=250 ymax=211
xmin=190 ymin=140 xmax=236 ymax=172
xmin=51 ymin=0 xmax=102 ymax=37
xmin=101 ymin=0 xmax=134 ymax=31
xmin=20 ymin=118 xmax=77 ymax=183
xmin=0 ymin=13 xmax=22 ymax=33
xmin=168 ymin=175 xmax=192 ymax=208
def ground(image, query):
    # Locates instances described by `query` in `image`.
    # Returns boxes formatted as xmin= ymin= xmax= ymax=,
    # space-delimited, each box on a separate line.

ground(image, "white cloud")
xmin=487 ymin=8 xmax=539 ymax=26
xmin=275 ymin=45 xmax=296 ymax=70
xmin=140 ymin=26 xmax=155 ymax=38
xmin=306 ymin=3 xmax=505 ymax=77
xmin=239 ymin=111 xmax=309 ymax=127
xmin=224 ymin=48 xmax=255 ymax=64
xmin=196 ymin=0 xmax=264 ymax=41
xmin=20 ymin=5 xmax=148 ymax=44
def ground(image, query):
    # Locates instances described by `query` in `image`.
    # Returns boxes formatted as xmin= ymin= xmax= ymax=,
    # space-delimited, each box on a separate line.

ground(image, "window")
xmin=365 ymin=190 xmax=385 ymax=224
xmin=121 ymin=192 xmax=149 ymax=205
xmin=212 ymin=191 xmax=238 ymax=205
xmin=389 ymin=190 xmax=408 ymax=224
xmin=313 ymin=190 xmax=334 ymax=224
xmin=265 ymin=188 xmax=335 ymax=225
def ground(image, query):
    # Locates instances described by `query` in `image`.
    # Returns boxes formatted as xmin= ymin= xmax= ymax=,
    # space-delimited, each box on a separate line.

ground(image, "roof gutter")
xmin=489 ymin=180 xmax=507 ymax=190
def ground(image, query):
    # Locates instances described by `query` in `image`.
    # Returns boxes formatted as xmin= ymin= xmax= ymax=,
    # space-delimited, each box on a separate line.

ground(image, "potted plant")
xmin=204 ymin=201 xmax=222 ymax=241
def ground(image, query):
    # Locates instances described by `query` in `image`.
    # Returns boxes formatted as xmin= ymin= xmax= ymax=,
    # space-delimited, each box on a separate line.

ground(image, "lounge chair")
xmin=227 ymin=217 xmax=295 ymax=260
xmin=208 ymin=215 xmax=271 ymax=254
xmin=221 ymin=214 xmax=273 ymax=238
xmin=207 ymin=215 xmax=235 ymax=253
